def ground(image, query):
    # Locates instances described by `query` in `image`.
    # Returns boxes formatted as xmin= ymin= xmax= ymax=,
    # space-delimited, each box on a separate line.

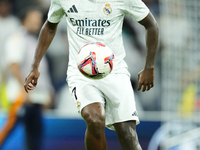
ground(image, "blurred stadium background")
xmin=0 ymin=0 xmax=200 ymax=149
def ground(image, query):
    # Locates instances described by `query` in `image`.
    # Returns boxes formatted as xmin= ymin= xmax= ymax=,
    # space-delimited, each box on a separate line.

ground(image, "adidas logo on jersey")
xmin=132 ymin=111 xmax=137 ymax=116
xmin=67 ymin=5 xmax=78 ymax=13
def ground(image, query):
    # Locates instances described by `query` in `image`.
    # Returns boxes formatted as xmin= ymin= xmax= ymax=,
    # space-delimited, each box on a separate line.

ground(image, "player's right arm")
xmin=24 ymin=0 xmax=65 ymax=93
xmin=24 ymin=21 xmax=58 ymax=93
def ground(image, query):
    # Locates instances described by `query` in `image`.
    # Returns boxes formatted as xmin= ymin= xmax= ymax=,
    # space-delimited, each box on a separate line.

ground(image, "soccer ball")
xmin=77 ymin=42 xmax=114 ymax=79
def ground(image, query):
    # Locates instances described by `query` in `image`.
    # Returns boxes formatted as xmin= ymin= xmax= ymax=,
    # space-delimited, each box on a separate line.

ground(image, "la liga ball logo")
xmin=103 ymin=3 xmax=112 ymax=15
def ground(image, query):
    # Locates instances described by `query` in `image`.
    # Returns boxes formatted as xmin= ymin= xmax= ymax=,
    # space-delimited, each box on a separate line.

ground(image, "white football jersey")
xmin=47 ymin=0 xmax=149 ymax=78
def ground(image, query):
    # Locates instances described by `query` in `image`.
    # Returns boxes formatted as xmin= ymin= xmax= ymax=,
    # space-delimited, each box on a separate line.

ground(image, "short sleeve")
xmin=47 ymin=0 xmax=65 ymax=23
xmin=124 ymin=0 xmax=149 ymax=22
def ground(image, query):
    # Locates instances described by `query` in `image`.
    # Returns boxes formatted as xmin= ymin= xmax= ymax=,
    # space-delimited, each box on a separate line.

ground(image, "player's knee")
xmin=82 ymin=111 xmax=105 ymax=131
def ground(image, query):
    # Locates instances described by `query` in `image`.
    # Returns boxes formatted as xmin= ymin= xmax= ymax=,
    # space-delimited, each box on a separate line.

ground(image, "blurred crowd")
xmin=0 ymin=0 xmax=78 ymax=116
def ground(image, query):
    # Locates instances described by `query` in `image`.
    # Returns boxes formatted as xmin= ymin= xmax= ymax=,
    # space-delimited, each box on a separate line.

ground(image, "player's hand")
xmin=24 ymin=67 xmax=40 ymax=93
xmin=137 ymin=68 xmax=154 ymax=92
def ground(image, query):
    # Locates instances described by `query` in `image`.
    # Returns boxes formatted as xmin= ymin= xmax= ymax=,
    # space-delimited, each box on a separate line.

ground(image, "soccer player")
xmin=24 ymin=0 xmax=159 ymax=149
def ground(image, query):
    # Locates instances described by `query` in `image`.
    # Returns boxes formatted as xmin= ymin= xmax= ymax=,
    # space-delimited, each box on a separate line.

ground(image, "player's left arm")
xmin=137 ymin=12 xmax=159 ymax=92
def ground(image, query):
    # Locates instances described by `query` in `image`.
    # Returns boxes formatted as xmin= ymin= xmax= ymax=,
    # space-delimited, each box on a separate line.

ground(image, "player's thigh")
xmin=100 ymin=73 xmax=136 ymax=107
xmin=68 ymin=76 xmax=105 ymax=115
xmin=113 ymin=120 xmax=137 ymax=136
xmin=99 ymin=74 xmax=139 ymax=129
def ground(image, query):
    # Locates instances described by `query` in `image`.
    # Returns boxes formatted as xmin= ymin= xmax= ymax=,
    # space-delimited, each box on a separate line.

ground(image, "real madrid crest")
xmin=103 ymin=2 xmax=112 ymax=15
xmin=77 ymin=101 xmax=81 ymax=112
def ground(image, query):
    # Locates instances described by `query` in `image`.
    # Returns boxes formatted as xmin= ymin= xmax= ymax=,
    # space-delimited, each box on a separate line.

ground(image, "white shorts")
xmin=67 ymin=73 xmax=140 ymax=130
